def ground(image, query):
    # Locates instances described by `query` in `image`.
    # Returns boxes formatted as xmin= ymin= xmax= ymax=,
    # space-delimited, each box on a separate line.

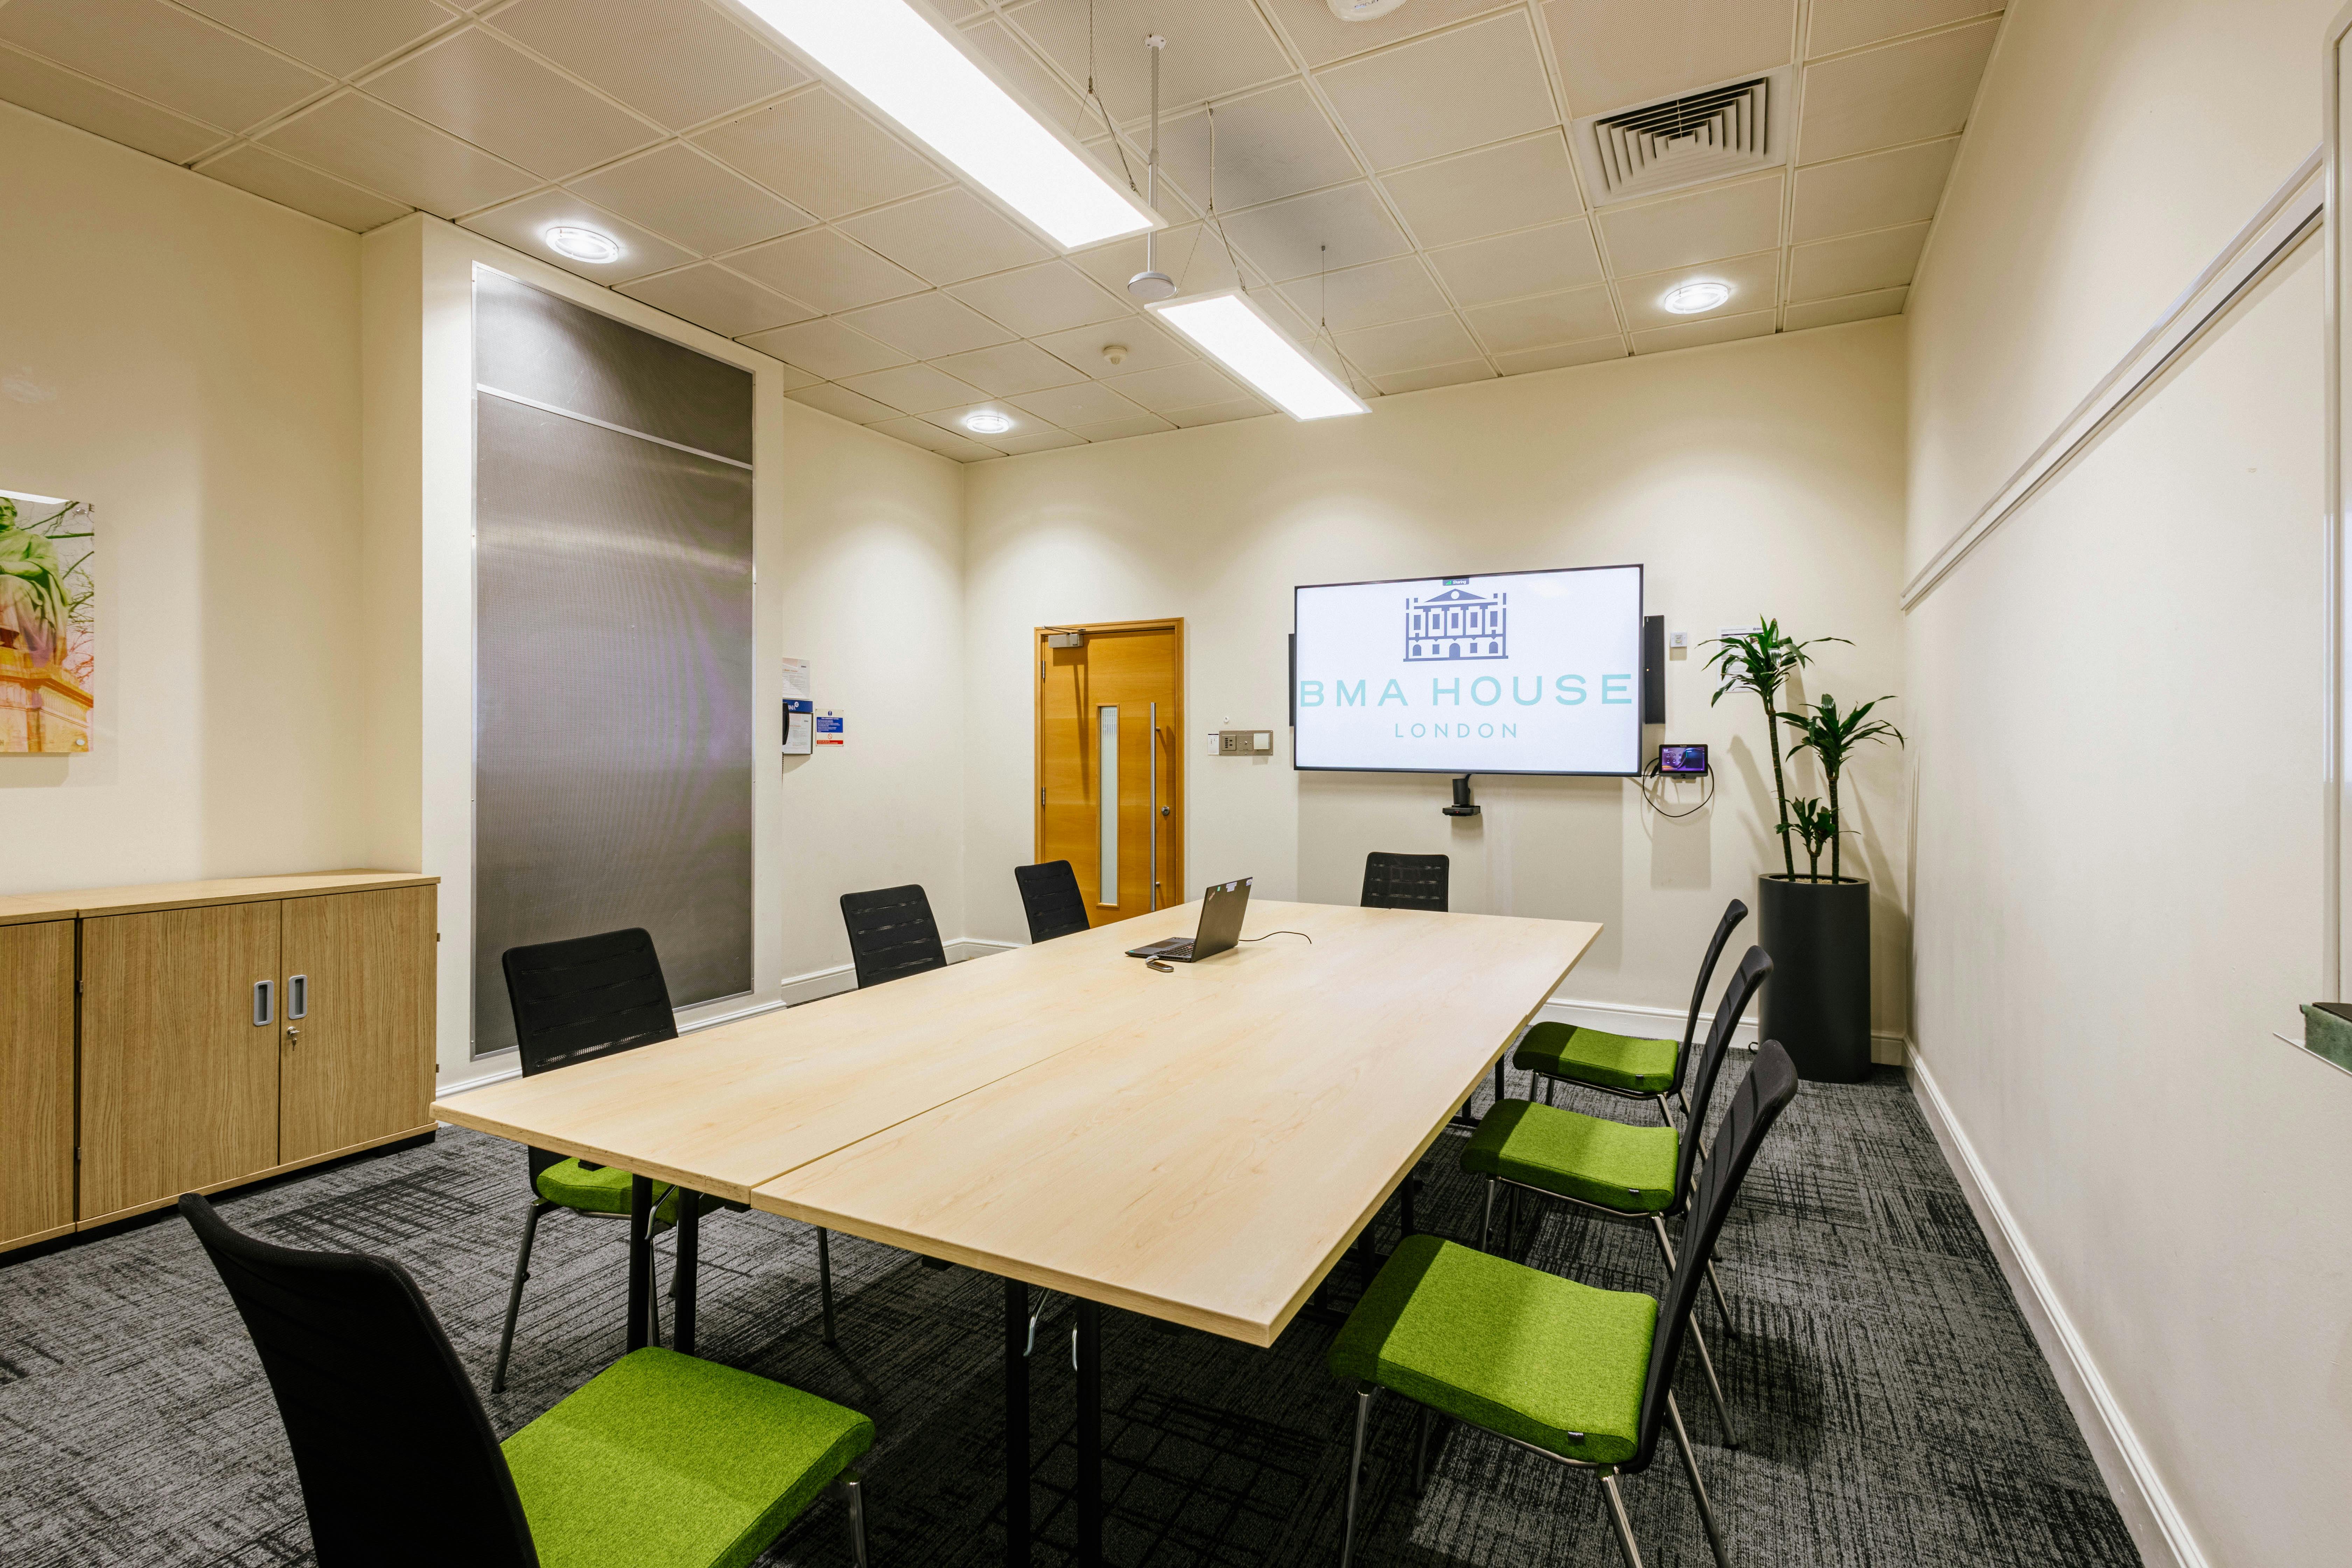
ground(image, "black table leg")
xmin=627 ymin=1175 xmax=652 ymax=1353
xmin=1004 ymin=1276 xmax=1029 ymax=1568
xmin=1076 ymin=1298 xmax=1102 ymax=1568
xmin=674 ymin=1188 xmax=698 ymax=1357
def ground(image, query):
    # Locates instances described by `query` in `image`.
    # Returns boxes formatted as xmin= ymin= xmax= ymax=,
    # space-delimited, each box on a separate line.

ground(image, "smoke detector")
xmin=1101 ymin=344 xmax=1130 ymax=367
xmin=1328 ymin=0 xmax=1411 ymax=18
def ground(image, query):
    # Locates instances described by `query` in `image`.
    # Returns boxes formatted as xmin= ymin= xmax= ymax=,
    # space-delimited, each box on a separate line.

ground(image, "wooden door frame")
xmin=1034 ymin=618 xmax=1185 ymax=912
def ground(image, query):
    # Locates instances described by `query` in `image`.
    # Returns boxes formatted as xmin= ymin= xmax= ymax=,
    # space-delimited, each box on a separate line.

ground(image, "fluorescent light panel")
xmin=733 ymin=0 xmax=1158 ymax=250
xmin=1147 ymin=290 xmax=1368 ymax=421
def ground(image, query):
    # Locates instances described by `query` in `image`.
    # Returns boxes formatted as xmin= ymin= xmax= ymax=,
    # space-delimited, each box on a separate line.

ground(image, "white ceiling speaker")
xmin=1328 ymin=0 xmax=1412 ymax=18
xmin=1128 ymin=34 xmax=1177 ymax=301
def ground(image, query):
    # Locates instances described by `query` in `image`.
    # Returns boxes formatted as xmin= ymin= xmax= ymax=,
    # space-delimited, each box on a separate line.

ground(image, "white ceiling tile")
xmin=1264 ymin=0 xmax=1521 ymax=68
xmin=0 ymin=43 xmax=227 ymax=162
xmin=839 ymin=187 xmax=1052 ymax=286
xmin=1156 ymin=82 xmax=1360 ymax=215
xmin=1066 ymin=412 xmax=1177 ymax=441
xmin=786 ymin=382 xmax=901 ymax=424
xmin=260 ymin=91 xmax=537 ymax=215
xmin=694 ymin=88 xmax=948 ymax=219
xmin=1784 ymin=286 xmax=1907 ymax=330
xmin=1029 ymin=317 xmax=1193 ymax=379
xmin=1809 ymin=0 xmax=2000 ymax=58
xmin=1012 ymin=380 xmax=1149 ymax=428
xmin=1630 ymin=307 xmax=1775 ymax=353
xmin=567 ymin=142 xmax=812 ymax=255
xmin=1102 ymin=362 xmax=1244 ymax=415
xmin=767 ymin=362 xmax=822 ymax=392
xmin=743 ymin=318 xmax=911 ymax=379
xmin=987 ymin=428 xmax=1091 ymax=454
xmin=1791 ymin=137 xmax=1957 ymax=241
xmin=1426 ymin=220 xmax=1603 ymax=305
xmin=461 ymin=189 xmax=698 ymax=283
xmin=1797 ymin=20 xmax=1999 ymax=164
xmin=1335 ymin=313 xmax=1484 ymax=376
xmin=1277 ymin=257 xmax=1450 ymax=334
xmin=839 ymin=362 xmax=989 ymax=415
xmin=1315 ymin=12 xmax=1556 ymax=171
xmin=930 ymin=340 xmax=1092 ymax=398
xmin=949 ymin=260 xmax=1132 ymax=337
xmin=1492 ymin=338 xmax=1625 ymax=374
xmin=0 ymin=0 xmax=328 ymax=132
xmin=1008 ymin=0 xmax=1292 ymax=125
xmin=1788 ymin=222 xmax=1928 ymax=300
xmin=1598 ymin=174 xmax=1784 ymax=275
xmin=1541 ymin=0 xmax=1794 ymax=117
xmin=1069 ymin=222 xmax=1250 ymax=297
xmin=1371 ymin=358 xmax=1496 ymax=396
xmin=841 ymin=294 xmax=1015 ymax=359
xmin=1168 ymin=397 xmax=1270 ymax=428
xmin=197 ymin=144 xmax=412 ymax=231
xmin=181 ymin=0 xmax=452 ymax=78
xmin=1618 ymin=249 xmax=1779 ymax=328
xmin=873 ymin=416 xmax=1000 ymax=461
xmin=364 ymin=26 xmax=656 ymax=181
xmin=1462 ymin=284 xmax=1618 ymax=352
xmin=959 ymin=15 xmax=1087 ymax=127
xmin=1212 ymin=183 xmax=1412 ymax=281
xmin=726 ymin=228 xmax=928 ymax=313
xmin=618 ymin=263 xmax=814 ymax=337
xmin=1380 ymin=132 xmax=1583 ymax=250
xmin=489 ymin=0 xmax=809 ymax=132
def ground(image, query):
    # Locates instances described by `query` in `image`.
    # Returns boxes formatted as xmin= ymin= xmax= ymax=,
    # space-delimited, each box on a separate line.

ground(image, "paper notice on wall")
xmin=816 ymin=709 xmax=844 ymax=745
xmin=783 ymin=699 xmax=813 ymax=756
xmin=781 ymin=657 xmax=812 ymax=703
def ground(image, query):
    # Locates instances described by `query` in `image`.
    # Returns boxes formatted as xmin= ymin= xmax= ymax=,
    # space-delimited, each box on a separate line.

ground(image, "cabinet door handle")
xmin=253 ymin=979 xmax=274 ymax=1027
xmin=288 ymin=973 xmax=308 ymax=1020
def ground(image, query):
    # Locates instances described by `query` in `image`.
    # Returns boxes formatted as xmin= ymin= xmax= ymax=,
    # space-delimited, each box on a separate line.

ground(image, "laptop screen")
xmin=1191 ymin=878 xmax=1252 ymax=959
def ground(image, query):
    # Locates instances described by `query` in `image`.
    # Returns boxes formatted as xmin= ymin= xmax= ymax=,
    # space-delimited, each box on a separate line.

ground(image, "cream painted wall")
xmin=963 ymin=322 xmax=1911 ymax=1034
xmin=0 ymin=106 xmax=366 ymax=890
xmin=1906 ymin=5 xmax=2352 ymax=1566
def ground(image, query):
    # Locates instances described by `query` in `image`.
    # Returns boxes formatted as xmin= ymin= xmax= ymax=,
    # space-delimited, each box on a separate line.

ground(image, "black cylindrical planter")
xmin=1756 ymin=874 xmax=1872 ymax=1082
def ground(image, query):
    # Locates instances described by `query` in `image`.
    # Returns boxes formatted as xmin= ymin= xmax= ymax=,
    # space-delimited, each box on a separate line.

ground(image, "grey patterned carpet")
xmin=0 ymin=1056 xmax=2140 ymax=1568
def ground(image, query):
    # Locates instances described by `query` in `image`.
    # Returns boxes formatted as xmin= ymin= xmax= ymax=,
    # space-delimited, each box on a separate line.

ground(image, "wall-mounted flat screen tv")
xmin=1293 ymin=564 xmax=1643 ymax=776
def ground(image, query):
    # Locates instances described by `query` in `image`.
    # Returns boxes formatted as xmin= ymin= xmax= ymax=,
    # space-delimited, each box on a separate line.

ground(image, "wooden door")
xmin=280 ymin=887 xmax=436 ymax=1164
xmin=0 ymin=920 xmax=76 ymax=1251
xmin=1037 ymin=620 xmax=1183 ymax=925
xmin=79 ymin=902 xmax=282 ymax=1223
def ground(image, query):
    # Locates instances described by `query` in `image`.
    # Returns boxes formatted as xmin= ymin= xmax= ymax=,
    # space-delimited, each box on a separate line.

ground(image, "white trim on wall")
xmin=1536 ymin=994 xmax=1906 ymax=1066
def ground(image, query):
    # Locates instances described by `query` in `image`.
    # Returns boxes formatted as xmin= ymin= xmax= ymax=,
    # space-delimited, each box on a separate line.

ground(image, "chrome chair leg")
xmin=818 ymin=1227 xmax=838 ymax=1346
xmin=1666 ymin=1393 xmax=1732 ymax=1568
xmin=1704 ymin=1256 xmax=1740 ymax=1340
xmin=1599 ymin=1470 xmax=1647 ymax=1568
xmin=1655 ymin=1091 xmax=1678 ymax=1129
xmin=840 ymin=1470 xmax=869 ymax=1568
xmin=1340 ymin=1381 xmax=1376 ymax=1568
xmin=1649 ymin=1216 xmax=1738 ymax=1446
xmin=1478 ymin=1178 xmax=1500 ymax=1254
xmin=492 ymin=1200 xmax=551 ymax=1393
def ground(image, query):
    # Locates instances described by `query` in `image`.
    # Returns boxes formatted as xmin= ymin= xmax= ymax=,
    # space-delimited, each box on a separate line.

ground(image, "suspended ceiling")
xmin=0 ymin=0 xmax=2003 ymax=461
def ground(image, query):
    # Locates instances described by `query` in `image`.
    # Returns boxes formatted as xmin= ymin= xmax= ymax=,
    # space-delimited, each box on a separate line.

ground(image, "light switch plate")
xmin=1668 ymin=631 xmax=1688 ymax=649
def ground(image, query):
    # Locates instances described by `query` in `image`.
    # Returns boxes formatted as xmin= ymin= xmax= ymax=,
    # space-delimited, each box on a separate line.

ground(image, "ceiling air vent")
xmin=1571 ymin=66 xmax=1793 ymax=205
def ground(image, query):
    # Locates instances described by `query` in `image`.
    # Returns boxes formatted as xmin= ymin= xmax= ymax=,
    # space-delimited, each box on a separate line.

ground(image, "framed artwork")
xmin=0 ymin=489 xmax=94 ymax=754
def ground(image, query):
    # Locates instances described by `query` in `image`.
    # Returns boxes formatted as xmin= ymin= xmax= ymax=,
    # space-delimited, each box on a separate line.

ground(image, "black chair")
xmin=840 ymin=884 xmax=948 ymax=986
xmin=492 ymin=928 xmax=836 ymax=1392
xmin=1360 ymin=851 xmax=1449 ymax=911
xmin=1014 ymin=860 xmax=1091 ymax=943
xmin=180 ymin=1193 xmax=873 ymax=1568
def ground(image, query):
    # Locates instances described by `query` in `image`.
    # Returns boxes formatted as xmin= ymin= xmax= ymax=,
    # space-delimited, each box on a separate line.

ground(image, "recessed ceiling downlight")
xmin=1660 ymin=280 xmax=1732 ymax=315
xmin=963 ymin=411 xmax=1014 ymax=435
xmin=545 ymin=225 xmax=621 ymax=264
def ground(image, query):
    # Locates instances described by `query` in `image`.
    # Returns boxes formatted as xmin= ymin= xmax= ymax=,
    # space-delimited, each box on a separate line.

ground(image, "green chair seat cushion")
xmin=1330 ymin=1234 xmax=1654 ymax=1465
xmin=1461 ymin=1099 xmax=1679 ymax=1213
xmin=504 ymin=1347 xmax=875 ymax=1568
xmin=535 ymin=1159 xmax=720 ymax=1222
xmin=1512 ymin=1021 xmax=1678 ymax=1093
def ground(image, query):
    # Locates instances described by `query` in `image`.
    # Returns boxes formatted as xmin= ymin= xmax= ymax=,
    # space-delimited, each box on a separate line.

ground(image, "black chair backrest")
xmin=1631 ymin=1042 xmax=1798 ymax=1471
xmin=179 ymin=1193 xmax=539 ymax=1567
xmin=841 ymin=884 xmax=948 ymax=987
xmin=1360 ymin=852 xmax=1449 ymax=912
xmin=502 ymin=927 xmax=678 ymax=1187
xmin=1014 ymin=860 xmax=1091 ymax=943
xmin=1666 ymin=945 xmax=1771 ymax=1211
xmin=1665 ymin=899 xmax=1748 ymax=1097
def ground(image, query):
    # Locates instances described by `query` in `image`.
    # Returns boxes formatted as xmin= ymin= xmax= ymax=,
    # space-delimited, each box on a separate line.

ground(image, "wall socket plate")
xmin=1218 ymin=729 xmax=1274 ymax=755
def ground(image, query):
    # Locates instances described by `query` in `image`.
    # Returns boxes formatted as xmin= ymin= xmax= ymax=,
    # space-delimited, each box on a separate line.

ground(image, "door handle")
xmin=253 ymin=979 xmax=274 ymax=1027
xmin=288 ymin=973 xmax=308 ymax=1020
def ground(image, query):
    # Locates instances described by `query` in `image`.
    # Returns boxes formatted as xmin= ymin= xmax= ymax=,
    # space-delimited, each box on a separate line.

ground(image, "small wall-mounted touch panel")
xmin=1218 ymin=730 xmax=1274 ymax=755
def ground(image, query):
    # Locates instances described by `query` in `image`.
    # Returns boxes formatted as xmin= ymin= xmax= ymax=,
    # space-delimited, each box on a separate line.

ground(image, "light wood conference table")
xmin=434 ymin=897 xmax=1599 ymax=1566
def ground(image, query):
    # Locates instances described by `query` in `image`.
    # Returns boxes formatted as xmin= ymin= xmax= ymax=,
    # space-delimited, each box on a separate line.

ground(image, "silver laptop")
xmin=1126 ymin=879 xmax=1251 ymax=963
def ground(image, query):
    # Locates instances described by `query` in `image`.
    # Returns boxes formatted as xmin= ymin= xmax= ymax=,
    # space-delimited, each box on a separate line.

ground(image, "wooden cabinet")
xmin=0 ymin=872 xmax=438 ymax=1251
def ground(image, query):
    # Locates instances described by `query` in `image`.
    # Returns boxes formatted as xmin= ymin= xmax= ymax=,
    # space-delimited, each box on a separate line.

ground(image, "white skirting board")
xmin=779 ymin=936 xmax=1021 ymax=1008
xmin=1908 ymin=1046 xmax=2208 ymax=1568
xmin=1536 ymin=994 xmax=1907 ymax=1066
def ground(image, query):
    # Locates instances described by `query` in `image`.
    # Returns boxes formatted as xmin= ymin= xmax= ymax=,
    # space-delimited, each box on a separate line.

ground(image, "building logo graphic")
xmin=1405 ymin=586 xmax=1507 ymax=661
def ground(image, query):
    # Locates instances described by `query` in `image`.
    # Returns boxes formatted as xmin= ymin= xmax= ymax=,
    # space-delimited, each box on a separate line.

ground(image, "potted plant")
xmin=1706 ymin=622 xmax=1903 ymax=1083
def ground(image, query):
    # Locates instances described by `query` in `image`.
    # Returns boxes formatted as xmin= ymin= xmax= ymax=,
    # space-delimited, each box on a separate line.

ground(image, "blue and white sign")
xmin=1294 ymin=564 xmax=1643 ymax=775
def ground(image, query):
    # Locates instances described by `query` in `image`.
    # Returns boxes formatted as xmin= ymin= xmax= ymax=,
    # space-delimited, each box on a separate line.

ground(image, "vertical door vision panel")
xmin=473 ymin=273 xmax=754 ymax=1057
xmin=0 ymin=919 xmax=76 ymax=1250
xmin=78 ymin=902 xmax=281 ymax=1222
xmin=279 ymin=887 xmax=436 ymax=1164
